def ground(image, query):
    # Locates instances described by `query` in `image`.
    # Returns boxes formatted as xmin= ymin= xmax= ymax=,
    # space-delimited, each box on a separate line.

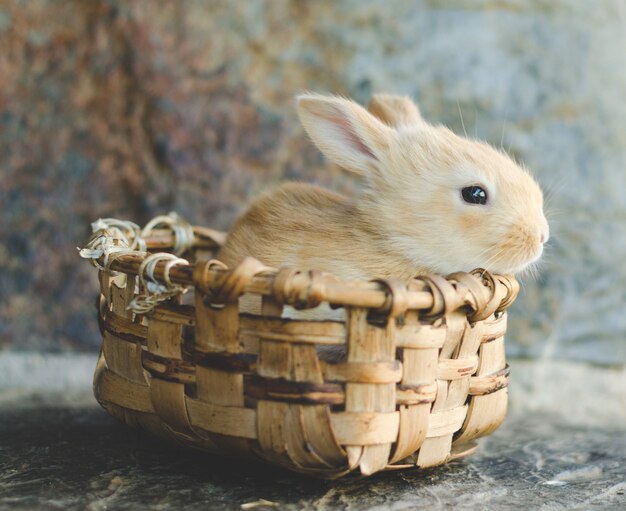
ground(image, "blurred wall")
xmin=1 ymin=0 xmax=624 ymax=363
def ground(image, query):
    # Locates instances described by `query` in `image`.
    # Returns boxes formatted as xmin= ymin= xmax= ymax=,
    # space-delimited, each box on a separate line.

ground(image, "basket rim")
xmin=80 ymin=216 xmax=520 ymax=321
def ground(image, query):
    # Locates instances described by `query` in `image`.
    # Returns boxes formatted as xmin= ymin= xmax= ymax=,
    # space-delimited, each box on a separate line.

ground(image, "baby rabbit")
xmin=218 ymin=93 xmax=549 ymax=291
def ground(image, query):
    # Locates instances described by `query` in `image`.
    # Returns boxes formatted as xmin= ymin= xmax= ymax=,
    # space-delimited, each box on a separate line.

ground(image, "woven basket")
xmin=82 ymin=214 xmax=519 ymax=478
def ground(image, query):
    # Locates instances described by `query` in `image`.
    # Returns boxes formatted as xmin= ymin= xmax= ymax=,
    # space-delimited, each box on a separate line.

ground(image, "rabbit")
xmin=217 ymin=93 xmax=549 ymax=323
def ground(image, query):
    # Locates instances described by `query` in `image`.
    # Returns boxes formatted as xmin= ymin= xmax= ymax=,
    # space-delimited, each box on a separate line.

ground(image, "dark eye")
xmin=461 ymin=185 xmax=488 ymax=205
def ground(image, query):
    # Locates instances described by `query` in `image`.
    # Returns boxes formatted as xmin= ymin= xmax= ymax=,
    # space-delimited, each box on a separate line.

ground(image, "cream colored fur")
xmin=218 ymin=93 xmax=549 ymax=284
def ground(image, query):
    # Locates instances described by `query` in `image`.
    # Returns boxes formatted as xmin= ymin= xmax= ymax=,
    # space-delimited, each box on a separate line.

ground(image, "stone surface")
xmin=2 ymin=405 xmax=625 ymax=511
xmin=1 ymin=0 xmax=626 ymax=362
xmin=1 ymin=357 xmax=625 ymax=511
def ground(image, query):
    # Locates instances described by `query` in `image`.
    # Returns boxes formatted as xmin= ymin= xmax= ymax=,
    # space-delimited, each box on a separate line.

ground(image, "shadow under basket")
xmin=85 ymin=218 xmax=519 ymax=478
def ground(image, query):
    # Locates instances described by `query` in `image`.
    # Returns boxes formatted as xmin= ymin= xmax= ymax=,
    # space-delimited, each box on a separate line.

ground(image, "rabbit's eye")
xmin=461 ymin=186 xmax=488 ymax=205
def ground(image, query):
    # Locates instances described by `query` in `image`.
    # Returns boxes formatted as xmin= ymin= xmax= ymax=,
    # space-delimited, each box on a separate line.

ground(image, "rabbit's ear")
xmin=367 ymin=94 xmax=423 ymax=127
xmin=297 ymin=94 xmax=393 ymax=177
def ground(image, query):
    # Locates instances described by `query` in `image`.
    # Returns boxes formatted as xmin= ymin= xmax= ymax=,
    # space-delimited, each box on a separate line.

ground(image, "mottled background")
xmin=1 ymin=0 xmax=625 ymax=364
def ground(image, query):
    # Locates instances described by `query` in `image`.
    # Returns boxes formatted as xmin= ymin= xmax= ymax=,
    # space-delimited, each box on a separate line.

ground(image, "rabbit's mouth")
xmin=481 ymin=221 xmax=547 ymax=275
xmin=485 ymin=242 xmax=545 ymax=276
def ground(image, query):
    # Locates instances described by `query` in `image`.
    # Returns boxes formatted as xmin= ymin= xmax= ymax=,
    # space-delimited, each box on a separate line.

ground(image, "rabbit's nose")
xmin=540 ymin=228 xmax=549 ymax=245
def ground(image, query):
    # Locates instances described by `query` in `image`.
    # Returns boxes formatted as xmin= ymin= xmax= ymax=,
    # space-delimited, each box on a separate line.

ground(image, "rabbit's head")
xmin=297 ymin=93 xmax=549 ymax=275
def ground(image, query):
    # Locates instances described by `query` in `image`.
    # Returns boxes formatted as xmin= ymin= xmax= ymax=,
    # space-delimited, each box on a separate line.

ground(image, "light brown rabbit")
xmin=218 ymin=93 xmax=549 ymax=317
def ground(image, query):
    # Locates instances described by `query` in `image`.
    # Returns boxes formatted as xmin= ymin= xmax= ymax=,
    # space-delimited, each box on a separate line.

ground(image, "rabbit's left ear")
xmin=297 ymin=94 xmax=393 ymax=178
xmin=367 ymin=94 xmax=423 ymax=127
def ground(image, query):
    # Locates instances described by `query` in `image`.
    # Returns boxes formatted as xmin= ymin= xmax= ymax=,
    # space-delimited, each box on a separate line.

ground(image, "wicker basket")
xmin=82 ymin=214 xmax=519 ymax=478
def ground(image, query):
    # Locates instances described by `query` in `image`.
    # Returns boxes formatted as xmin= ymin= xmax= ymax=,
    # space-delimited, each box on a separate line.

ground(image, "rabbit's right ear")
xmin=367 ymin=94 xmax=423 ymax=127
xmin=297 ymin=94 xmax=393 ymax=178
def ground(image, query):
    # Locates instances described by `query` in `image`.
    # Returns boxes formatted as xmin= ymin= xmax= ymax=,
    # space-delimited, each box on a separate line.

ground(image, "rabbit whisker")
xmin=457 ymin=100 xmax=468 ymax=137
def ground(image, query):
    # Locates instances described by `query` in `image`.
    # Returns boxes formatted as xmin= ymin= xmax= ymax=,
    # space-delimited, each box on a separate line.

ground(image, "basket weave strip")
xmin=88 ymin=221 xmax=518 ymax=478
